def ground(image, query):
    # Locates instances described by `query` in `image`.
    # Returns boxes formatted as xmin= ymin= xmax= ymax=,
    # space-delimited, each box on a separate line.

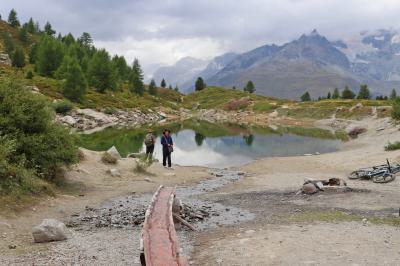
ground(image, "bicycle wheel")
xmin=372 ymin=173 xmax=396 ymax=183
xmin=348 ymin=170 xmax=368 ymax=180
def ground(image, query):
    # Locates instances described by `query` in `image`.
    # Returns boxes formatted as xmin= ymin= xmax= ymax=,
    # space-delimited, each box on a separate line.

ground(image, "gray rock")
xmin=302 ymin=183 xmax=318 ymax=194
xmin=60 ymin=115 xmax=77 ymax=126
xmin=32 ymin=219 xmax=68 ymax=243
xmin=107 ymin=168 xmax=121 ymax=177
xmin=106 ymin=146 xmax=121 ymax=160
xmin=0 ymin=53 xmax=12 ymax=66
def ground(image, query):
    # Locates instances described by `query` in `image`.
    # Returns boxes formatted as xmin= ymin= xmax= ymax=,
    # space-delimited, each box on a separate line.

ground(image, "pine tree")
xmin=332 ymin=88 xmax=340 ymax=99
xmin=8 ymin=9 xmax=20 ymax=28
xmin=390 ymin=89 xmax=397 ymax=100
xmin=195 ymin=77 xmax=205 ymax=91
xmin=78 ymin=32 xmax=93 ymax=48
xmin=11 ymin=46 xmax=25 ymax=68
xmin=87 ymin=49 xmax=116 ymax=93
xmin=357 ymin=84 xmax=370 ymax=99
xmin=160 ymin=78 xmax=166 ymax=88
xmin=244 ymin=80 xmax=255 ymax=93
xmin=300 ymin=91 xmax=311 ymax=102
xmin=341 ymin=86 xmax=356 ymax=99
xmin=55 ymin=55 xmax=74 ymax=79
xmin=35 ymin=35 xmax=65 ymax=76
xmin=26 ymin=18 xmax=36 ymax=33
xmin=44 ymin=22 xmax=56 ymax=36
xmin=168 ymin=84 xmax=173 ymax=90
xmin=62 ymin=33 xmax=75 ymax=46
xmin=148 ymin=79 xmax=157 ymax=96
xmin=18 ymin=27 xmax=29 ymax=44
xmin=174 ymin=85 xmax=179 ymax=92
xmin=327 ymin=91 xmax=331 ymax=99
xmin=63 ymin=58 xmax=87 ymax=102
xmin=29 ymin=43 xmax=38 ymax=64
xmin=129 ymin=58 xmax=144 ymax=95
xmin=232 ymin=86 xmax=236 ymax=90
xmin=112 ymin=55 xmax=129 ymax=81
xmin=2 ymin=33 xmax=14 ymax=54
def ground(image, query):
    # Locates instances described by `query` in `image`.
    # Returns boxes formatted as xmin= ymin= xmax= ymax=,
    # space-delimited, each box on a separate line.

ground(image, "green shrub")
xmin=385 ymin=141 xmax=400 ymax=151
xmin=52 ymin=99 xmax=74 ymax=114
xmin=104 ymin=106 xmax=117 ymax=115
xmin=0 ymin=82 xmax=78 ymax=183
xmin=101 ymin=152 xmax=117 ymax=164
xmin=392 ymin=98 xmax=400 ymax=120
xmin=26 ymin=70 xmax=34 ymax=79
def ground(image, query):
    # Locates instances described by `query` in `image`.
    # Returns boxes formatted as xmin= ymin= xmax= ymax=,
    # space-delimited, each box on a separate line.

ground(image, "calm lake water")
xmin=79 ymin=120 xmax=341 ymax=167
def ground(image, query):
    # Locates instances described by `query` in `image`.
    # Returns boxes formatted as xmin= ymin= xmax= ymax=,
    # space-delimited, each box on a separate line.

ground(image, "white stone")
xmin=107 ymin=168 xmax=121 ymax=177
xmin=32 ymin=219 xmax=68 ymax=243
xmin=60 ymin=115 xmax=77 ymax=126
xmin=106 ymin=146 xmax=121 ymax=160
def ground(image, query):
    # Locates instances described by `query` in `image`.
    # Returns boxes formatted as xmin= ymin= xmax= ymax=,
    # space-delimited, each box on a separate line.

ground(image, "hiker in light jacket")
xmin=161 ymin=129 xmax=173 ymax=169
xmin=144 ymin=128 xmax=155 ymax=161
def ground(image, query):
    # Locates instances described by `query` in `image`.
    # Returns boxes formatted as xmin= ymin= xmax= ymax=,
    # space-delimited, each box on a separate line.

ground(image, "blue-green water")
xmin=79 ymin=120 xmax=341 ymax=167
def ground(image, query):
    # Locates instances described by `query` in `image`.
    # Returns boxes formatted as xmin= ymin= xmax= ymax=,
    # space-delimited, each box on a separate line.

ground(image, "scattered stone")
xmin=59 ymin=115 xmax=77 ymax=126
xmin=315 ymin=181 xmax=324 ymax=191
xmin=302 ymin=183 xmax=318 ymax=194
xmin=8 ymin=244 xmax=16 ymax=249
xmin=107 ymin=168 xmax=121 ymax=177
xmin=32 ymin=219 xmax=68 ymax=243
xmin=106 ymin=146 xmax=121 ymax=160
xmin=144 ymin=177 xmax=153 ymax=182
xmin=245 ymin=229 xmax=255 ymax=234
xmin=0 ymin=53 xmax=12 ymax=66
xmin=362 ymin=218 xmax=368 ymax=226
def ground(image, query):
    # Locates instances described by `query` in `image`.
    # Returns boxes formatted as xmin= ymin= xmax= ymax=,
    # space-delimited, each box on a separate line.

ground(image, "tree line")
xmin=300 ymin=85 xmax=398 ymax=102
xmin=1 ymin=9 xmax=149 ymax=102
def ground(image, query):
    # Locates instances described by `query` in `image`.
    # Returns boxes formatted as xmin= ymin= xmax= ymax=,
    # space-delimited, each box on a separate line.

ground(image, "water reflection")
xmin=147 ymin=130 xmax=340 ymax=167
xmin=79 ymin=120 xmax=341 ymax=168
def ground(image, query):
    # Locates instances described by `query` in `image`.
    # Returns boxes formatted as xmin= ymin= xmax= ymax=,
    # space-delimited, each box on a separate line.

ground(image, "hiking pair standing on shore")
xmin=144 ymin=128 xmax=174 ymax=169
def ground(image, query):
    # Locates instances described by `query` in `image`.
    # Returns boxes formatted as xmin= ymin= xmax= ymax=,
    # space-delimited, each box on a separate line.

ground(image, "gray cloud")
xmin=2 ymin=0 xmax=400 ymax=72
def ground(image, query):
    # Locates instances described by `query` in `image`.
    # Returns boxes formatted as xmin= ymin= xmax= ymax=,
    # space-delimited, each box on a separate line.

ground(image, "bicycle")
xmin=348 ymin=159 xmax=400 ymax=183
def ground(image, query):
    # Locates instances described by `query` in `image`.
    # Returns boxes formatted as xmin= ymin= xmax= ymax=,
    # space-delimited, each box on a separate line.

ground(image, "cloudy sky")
xmin=2 ymin=0 xmax=400 ymax=74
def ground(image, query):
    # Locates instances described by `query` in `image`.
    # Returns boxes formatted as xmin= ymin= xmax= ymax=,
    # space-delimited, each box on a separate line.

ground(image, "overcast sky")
xmin=2 ymin=0 xmax=400 ymax=74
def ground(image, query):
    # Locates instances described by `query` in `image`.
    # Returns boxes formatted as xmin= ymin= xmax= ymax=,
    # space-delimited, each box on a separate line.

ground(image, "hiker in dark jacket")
xmin=161 ymin=129 xmax=173 ymax=168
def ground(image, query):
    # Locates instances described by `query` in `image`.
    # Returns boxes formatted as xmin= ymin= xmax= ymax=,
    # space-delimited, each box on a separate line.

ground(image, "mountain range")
xmin=152 ymin=29 xmax=400 ymax=99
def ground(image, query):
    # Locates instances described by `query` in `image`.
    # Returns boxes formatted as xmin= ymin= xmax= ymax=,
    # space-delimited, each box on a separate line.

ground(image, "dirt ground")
xmin=191 ymin=116 xmax=400 ymax=265
xmin=1 ymin=115 xmax=400 ymax=265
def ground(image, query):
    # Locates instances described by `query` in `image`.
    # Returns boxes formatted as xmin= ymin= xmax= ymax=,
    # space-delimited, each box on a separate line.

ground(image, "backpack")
xmin=144 ymin=134 xmax=154 ymax=146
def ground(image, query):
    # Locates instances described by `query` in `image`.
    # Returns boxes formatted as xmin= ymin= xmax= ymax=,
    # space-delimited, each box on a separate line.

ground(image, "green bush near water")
xmin=0 ymin=83 xmax=78 ymax=196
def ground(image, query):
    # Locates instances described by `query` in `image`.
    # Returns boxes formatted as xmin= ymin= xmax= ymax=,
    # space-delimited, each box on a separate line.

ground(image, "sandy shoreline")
xmin=1 ymin=115 xmax=400 ymax=265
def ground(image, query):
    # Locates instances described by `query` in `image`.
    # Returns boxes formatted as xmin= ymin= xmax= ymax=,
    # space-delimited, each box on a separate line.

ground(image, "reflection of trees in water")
xmin=195 ymin=132 xmax=206 ymax=146
xmin=243 ymin=134 xmax=254 ymax=146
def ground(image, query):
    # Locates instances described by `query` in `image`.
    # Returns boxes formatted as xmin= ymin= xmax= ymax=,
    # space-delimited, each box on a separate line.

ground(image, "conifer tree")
xmin=357 ymin=84 xmax=370 ymax=99
xmin=390 ymin=88 xmax=397 ymax=100
xmin=63 ymin=58 xmax=87 ymax=102
xmin=174 ymin=85 xmax=179 ymax=92
xmin=244 ymin=80 xmax=255 ymax=93
xmin=18 ymin=27 xmax=29 ymax=44
xmin=160 ymin=78 xmax=166 ymax=88
xmin=87 ymin=49 xmax=116 ymax=93
xmin=2 ymin=33 xmax=14 ymax=54
xmin=44 ymin=22 xmax=56 ymax=36
xmin=168 ymin=84 xmax=173 ymax=90
xmin=300 ymin=91 xmax=311 ymax=102
xmin=26 ymin=18 xmax=36 ymax=33
xmin=332 ymin=88 xmax=340 ymax=99
xmin=341 ymin=86 xmax=356 ymax=99
xmin=327 ymin=91 xmax=331 ymax=99
xmin=195 ymin=77 xmax=205 ymax=91
xmin=11 ymin=46 xmax=25 ymax=68
xmin=129 ymin=58 xmax=144 ymax=95
xmin=35 ymin=35 xmax=64 ymax=76
xmin=7 ymin=9 xmax=20 ymax=28
xmin=148 ymin=79 xmax=157 ymax=96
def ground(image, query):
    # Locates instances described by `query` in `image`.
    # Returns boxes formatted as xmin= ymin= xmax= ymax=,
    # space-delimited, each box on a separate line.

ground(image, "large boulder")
xmin=302 ymin=183 xmax=318 ymax=194
xmin=59 ymin=115 xmax=77 ymax=126
xmin=106 ymin=146 xmax=121 ymax=160
xmin=32 ymin=219 xmax=68 ymax=243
